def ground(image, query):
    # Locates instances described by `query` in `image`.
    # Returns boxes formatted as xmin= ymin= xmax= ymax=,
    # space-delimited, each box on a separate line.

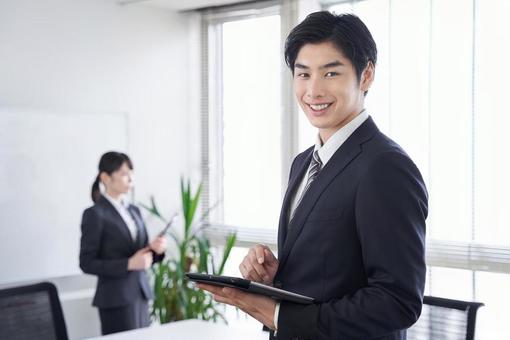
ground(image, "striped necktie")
xmin=303 ymin=150 xmax=322 ymax=194
xmin=290 ymin=150 xmax=322 ymax=223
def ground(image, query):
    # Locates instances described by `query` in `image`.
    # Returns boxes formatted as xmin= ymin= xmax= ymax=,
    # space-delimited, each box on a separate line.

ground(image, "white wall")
xmin=0 ymin=0 xmax=202 ymax=213
xmin=0 ymin=0 xmax=201 ymax=275
xmin=0 ymin=0 xmax=201 ymax=337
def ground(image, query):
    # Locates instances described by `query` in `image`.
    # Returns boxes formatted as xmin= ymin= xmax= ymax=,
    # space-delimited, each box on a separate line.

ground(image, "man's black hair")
xmin=284 ymin=11 xmax=377 ymax=82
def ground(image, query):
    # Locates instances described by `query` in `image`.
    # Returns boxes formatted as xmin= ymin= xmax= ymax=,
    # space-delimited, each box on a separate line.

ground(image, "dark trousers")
xmin=98 ymin=296 xmax=150 ymax=335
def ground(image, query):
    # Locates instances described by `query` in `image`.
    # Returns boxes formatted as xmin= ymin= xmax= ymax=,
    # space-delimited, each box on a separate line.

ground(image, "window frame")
xmin=200 ymin=0 xmax=510 ymax=278
xmin=320 ymin=0 xmax=510 ymax=277
xmin=200 ymin=0 xmax=298 ymax=243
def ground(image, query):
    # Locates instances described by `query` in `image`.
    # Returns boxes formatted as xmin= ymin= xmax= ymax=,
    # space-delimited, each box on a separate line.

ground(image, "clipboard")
xmin=185 ymin=272 xmax=315 ymax=305
xmin=157 ymin=213 xmax=178 ymax=237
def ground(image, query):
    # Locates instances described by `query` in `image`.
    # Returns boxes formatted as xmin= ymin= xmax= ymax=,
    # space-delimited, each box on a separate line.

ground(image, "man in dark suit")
xmin=197 ymin=11 xmax=428 ymax=340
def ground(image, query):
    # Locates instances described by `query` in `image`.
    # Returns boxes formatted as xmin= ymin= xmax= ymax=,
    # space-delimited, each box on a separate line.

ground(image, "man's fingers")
xmin=248 ymin=255 xmax=270 ymax=282
xmin=239 ymin=262 xmax=249 ymax=279
xmin=243 ymin=261 xmax=264 ymax=282
xmin=254 ymin=245 xmax=266 ymax=264
xmin=197 ymin=284 xmax=238 ymax=298
xmin=247 ymin=246 xmax=276 ymax=282
xmin=196 ymin=283 xmax=218 ymax=293
xmin=213 ymin=294 xmax=231 ymax=305
xmin=264 ymin=248 xmax=277 ymax=264
xmin=242 ymin=254 xmax=264 ymax=281
xmin=197 ymin=284 xmax=247 ymax=308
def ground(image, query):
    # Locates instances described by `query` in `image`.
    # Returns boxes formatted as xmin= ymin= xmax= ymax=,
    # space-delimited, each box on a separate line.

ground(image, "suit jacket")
xmin=272 ymin=117 xmax=428 ymax=340
xmin=79 ymin=195 xmax=164 ymax=308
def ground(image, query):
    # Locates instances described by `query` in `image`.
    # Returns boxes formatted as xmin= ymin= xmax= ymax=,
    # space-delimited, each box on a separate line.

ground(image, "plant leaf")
xmin=186 ymin=183 xmax=202 ymax=236
xmin=139 ymin=197 xmax=167 ymax=224
xmin=215 ymin=232 xmax=237 ymax=275
xmin=196 ymin=236 xmax=210 ymax=273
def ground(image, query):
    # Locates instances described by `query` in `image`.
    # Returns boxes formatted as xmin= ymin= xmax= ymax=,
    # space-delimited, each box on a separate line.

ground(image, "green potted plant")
xmin=141 ymin=179 xmax=236 ymax=324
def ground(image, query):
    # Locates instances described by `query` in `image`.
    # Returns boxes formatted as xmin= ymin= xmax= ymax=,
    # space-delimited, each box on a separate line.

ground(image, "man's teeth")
xmin=310 ymin=103 xmax=330 ymax=110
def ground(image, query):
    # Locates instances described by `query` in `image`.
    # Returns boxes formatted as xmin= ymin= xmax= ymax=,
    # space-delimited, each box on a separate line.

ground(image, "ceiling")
xmin=116 ymin=0 xmax=256 ymax=12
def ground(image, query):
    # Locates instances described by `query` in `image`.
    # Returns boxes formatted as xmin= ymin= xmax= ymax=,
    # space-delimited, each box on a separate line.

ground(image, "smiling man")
xmin=197 ymin=11 xmax=428 ymax=340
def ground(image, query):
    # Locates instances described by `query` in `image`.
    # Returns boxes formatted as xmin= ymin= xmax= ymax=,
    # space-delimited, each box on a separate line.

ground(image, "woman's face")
xmin=101 ymin=162 xmax=133 ymax=196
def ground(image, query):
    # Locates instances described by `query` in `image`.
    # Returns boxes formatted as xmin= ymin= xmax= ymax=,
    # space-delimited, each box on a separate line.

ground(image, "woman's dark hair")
xmin=284 ymin=11 xmax=377 ymax=83
xmin=91 ymin=151 xmax=133 ymax=203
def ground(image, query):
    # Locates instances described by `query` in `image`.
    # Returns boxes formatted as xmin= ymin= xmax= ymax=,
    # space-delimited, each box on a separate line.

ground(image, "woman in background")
xmin=79 ymin=151 xmax=167 ymax=335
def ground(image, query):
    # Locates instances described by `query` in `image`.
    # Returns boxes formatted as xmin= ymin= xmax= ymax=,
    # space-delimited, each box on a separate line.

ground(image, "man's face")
xmin=293 ymin=41 xmax=373 ymax=142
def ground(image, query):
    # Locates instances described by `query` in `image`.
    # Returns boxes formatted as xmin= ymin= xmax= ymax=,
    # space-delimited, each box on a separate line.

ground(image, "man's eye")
xmin=325 ymin=72 xmax=338 ymax=77
xmin=296 ymin=73 xmax=309 ymax=78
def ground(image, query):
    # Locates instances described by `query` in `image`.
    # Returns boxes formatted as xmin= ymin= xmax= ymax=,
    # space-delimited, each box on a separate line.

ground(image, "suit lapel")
xmin=277 ymin=117 xmax=379 ymax=271
xmin=277 ymin=148 xmax=313 ymax=258
xmin=128 ymin=205 xmax=147 ymax=248
xmin=98 ymin=196 xmax=135 ymax=248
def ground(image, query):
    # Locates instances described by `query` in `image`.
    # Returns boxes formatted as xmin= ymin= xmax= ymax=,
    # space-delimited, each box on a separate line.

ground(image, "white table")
xmin=85 ymin=319 xmax=269 ymax=340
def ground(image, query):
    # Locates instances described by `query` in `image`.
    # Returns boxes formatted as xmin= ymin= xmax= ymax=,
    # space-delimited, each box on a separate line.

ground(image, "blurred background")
xmin=1 ymin=0 xmax=509 ymax=339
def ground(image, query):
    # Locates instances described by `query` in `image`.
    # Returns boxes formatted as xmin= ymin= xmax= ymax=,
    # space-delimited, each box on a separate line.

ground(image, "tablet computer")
xmin=185 ymin=272 xmax=314 ymax=305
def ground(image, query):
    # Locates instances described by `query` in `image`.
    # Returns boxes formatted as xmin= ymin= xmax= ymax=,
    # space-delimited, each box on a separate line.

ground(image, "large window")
xmin=326 ymin=1 xmax=510 ymax=338
xmin=201 ymin=4 xmax=287 ymax=326
xmin=327 ymin=0 xmax=510 ymax=246
xmin=221 ymin=15 xmax=282 ymax=230
xmin=203 ymin=2 xmax=291 ymax=244
xmin=202 ymin=0 xmax=510 ymax=336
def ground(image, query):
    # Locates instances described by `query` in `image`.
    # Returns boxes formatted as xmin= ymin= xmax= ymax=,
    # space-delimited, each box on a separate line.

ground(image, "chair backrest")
xmin=407 ymin=295 xmax=484 ymax=340
xmin=0 ymin=281 xmax=68 ymax=340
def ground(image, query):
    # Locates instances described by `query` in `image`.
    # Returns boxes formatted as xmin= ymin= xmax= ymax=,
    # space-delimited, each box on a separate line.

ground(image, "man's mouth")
xmin=308 ymin=103 xmax=332 ymax=112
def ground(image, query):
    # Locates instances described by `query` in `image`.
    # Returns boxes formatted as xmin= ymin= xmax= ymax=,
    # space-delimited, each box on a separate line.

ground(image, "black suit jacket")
xmin=79 ymin=195 xmax=163 ymax=308
xmin=272 ymin=117 xmax=428 ymax=340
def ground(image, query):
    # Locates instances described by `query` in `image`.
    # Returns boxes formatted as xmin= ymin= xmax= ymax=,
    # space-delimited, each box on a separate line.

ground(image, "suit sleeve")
xmin=79 ymin=208 xmax=129 ymax=277
xmin=151 ymin=250 xmax=165 ymax=264
xmin=277 ymin=151 xmax=428 ymax=339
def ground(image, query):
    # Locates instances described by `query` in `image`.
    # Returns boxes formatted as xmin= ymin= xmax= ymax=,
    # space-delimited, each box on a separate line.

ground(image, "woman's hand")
xmin=127 ymin=247 xmax=153 ymax=270
xmin=149 ymin=236 xmax=167 ymax=255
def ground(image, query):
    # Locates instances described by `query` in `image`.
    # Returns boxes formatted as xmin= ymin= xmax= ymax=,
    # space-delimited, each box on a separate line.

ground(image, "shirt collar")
xmin=103 ymin=192 xmax=128 ymax=209
xmin=314 ymin=110 xmax=369 ymax=166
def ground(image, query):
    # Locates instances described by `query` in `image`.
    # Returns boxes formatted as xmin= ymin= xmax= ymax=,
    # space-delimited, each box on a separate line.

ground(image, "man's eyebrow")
xmin=320 ymin=61 xmax=344 ymax=69
xmin=294 ymin=63 xmax=309 ymax=69
xmin=294 ymin=61 xmax=345 ymax=69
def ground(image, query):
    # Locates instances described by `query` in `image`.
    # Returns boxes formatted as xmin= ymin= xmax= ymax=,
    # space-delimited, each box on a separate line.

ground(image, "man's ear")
xmin=360 ymin=61 xmax=375 ymax=92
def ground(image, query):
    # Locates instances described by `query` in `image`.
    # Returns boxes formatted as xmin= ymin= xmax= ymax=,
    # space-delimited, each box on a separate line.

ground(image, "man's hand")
xmin=240 ymin=244 xmax=278 ymax=285
xmin=196 ymin=283 xmax=277 ymax=330
xmin=127 ymin=247 xmax=153 ymax=270
xmin=149 ymin=236 xmax=167 ymax=255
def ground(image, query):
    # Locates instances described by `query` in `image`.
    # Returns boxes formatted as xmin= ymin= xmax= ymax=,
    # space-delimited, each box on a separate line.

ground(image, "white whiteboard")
xmin=0 ymin=107 xmax=128 ymax=284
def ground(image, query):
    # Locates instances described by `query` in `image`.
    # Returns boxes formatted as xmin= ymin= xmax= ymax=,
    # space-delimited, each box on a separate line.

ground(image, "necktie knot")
xmin=308 ymin=150 xmax=322 ymax=180
xmin=312 ymin=150 xmax=322 ymax=169
xmin=289 ymin=150 xmax=323 ymax=224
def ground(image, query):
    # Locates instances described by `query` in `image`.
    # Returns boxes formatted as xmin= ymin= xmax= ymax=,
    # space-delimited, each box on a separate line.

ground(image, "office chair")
xmin=0 ymin=281 xmax=68 ymax=340
xmin=407 ymin=295 xmax=484 ymax=340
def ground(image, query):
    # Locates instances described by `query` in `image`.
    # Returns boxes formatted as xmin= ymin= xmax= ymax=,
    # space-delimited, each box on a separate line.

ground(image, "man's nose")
xmin=306 ymin=77 xmax=325 ymax=99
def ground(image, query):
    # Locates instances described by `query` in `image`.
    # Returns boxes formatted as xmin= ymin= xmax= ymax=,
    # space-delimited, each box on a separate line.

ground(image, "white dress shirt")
xmin=103 ymin=192 xmax=138 ymax=242
xmin=288 ymin=110 xmax=369 ymax=219
xmin=275 ymin=110 xmax=369 ymax=331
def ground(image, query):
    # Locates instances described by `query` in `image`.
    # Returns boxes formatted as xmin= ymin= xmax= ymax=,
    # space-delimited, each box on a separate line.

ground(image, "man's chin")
xmin=307 ymin=117 xmax=331 ymax=130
